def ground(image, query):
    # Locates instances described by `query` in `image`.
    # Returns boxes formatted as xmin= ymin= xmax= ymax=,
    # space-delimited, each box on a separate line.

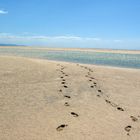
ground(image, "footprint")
xmin=98 ymin=90 xmax=102 ymax=92
xmin=60 ymin=76 xmax=64 ymax=79
xmin=117 ymin=107 xmax=124 ymax=111
xmin=124 ymin=125 xmax=132 ymax=133
xmin=61 ymin=82 xmax=66 ymax=84
xmin=64 ymin=95 xmax=71 ymax=98
xmin=90 ymin=85 xmax=94 ymax=88
xmin=59 ymin=89 xmax=62 ymax=92
xmin=62 ymin=79 xmax=66 ymax=81
xmin=64 ymin=85 xmax=68 ymax=88
xmin=105 ymin=99 xmax=118 ymax=107
xmin=64 ymin=102 xmax=70 ymax=106
xmin=97 ymin=94 xmax=100 ymax=97
xmin=105 ymin=99 xmax=111 ymax=104
xmin=56 ymin=124 xmax=68 ymax=131
xmin=61 ymin=72 xmax=65 ymax=74
xmin=71 ymin=112 xmax=79 ymax=117
xmin=89 ymin=79 xmax=92 ymax=82
xmin=130 ymin=116 xmax=138 ymax=122
xmin=65 ymin=75 xmax=68 ymax=77
xmin=90 ymin=77 xmax=95 ymax=79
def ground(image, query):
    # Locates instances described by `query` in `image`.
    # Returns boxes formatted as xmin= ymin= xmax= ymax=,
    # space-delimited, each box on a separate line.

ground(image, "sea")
xmin=0 ymin=47 xmax=140 ymax=69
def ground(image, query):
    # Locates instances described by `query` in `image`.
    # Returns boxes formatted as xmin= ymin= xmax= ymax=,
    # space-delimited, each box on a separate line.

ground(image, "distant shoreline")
xmin=0 ymin=46 xmax=140 ymax=54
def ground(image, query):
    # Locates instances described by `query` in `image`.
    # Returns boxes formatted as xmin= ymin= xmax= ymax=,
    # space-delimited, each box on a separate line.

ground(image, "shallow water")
xmin=0 ymin=48 xmax=140 ymax=69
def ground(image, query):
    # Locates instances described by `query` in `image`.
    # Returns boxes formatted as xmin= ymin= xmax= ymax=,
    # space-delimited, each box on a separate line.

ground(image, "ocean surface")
xmin=0 ymin=48 xmax=140 ymax=69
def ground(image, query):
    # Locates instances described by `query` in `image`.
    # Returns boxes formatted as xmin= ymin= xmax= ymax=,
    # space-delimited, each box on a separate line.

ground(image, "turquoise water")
xmin=0 ymin=48 xmax=140 ymax=69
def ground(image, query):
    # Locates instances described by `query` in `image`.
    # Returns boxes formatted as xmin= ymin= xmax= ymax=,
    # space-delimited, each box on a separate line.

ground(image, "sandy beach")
xmin=0 ymin=55 xmax=140 ymax=140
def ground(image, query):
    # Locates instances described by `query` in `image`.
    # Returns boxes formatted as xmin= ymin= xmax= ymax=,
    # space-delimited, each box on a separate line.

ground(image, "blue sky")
xmin=0 ymin=0 xmax=140 ymax=50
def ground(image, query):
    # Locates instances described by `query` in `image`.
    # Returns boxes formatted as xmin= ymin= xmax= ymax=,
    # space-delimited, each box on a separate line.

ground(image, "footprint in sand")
xmin=90 ymin=77 xmax=95 ymax=79
xmin=90 ymin=85 xmax=94 ymax=88
xmin=124 ymin=125 xmax=132 ymax=135
xmin=61 ymin=82 xmax=66 ymax=84
xmin=62 ymin=79 xmax=66 ymax=81
xmin=98 ymin=90 xmax=102 ymax=93
xmin=130 ymin=116 xmax=138 ymax=122
xmin=64 ymin=85 xmax=68 ymax=88
xmin=61 ymin=71 xmax=65 ymax=74
xmin=59 ymin=89 xmax=62 ymax=92
xmin=64 ymin=102 xmax=70 ymax=106
xmin=64 ymin=95 xmax=71 ymax=98
xmin=105 ymin=99 xmax=118 ymax=107
xmin=117 ymin=107 xmax=124 ymax=111
xmin=71 ymin=112 xmax=79 ymax=117
xmin=60 ymin=76 xmax=64 ymax=79
xmin=56 ymin=124 xmax=68 ymax=131
xmin=105 ymin=99 xmax=111 ymax=104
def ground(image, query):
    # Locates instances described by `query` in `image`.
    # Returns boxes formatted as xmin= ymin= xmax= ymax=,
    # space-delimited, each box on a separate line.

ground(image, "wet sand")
xmin=0 ymin=56 xmax=140 ymax=140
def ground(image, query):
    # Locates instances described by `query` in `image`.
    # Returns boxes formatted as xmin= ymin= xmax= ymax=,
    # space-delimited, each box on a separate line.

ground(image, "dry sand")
xmin=0 ymin=56 xmax=140 ymax=140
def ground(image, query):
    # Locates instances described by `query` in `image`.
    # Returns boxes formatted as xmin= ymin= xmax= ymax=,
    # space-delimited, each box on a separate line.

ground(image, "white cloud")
xmin=84 ymin=37 xmax=101 ymax=41
xmin=0 ymin=33 xmax=101 ymax=41
xmin=0 ymin=10 xmax=8 ymax=14
xmin=0 ymin=33 xmax=140 ymax=49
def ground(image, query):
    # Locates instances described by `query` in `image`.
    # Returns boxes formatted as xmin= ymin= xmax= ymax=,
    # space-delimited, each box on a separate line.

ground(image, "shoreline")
xmin=0 ymin=46 xmax=140 ymax=54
